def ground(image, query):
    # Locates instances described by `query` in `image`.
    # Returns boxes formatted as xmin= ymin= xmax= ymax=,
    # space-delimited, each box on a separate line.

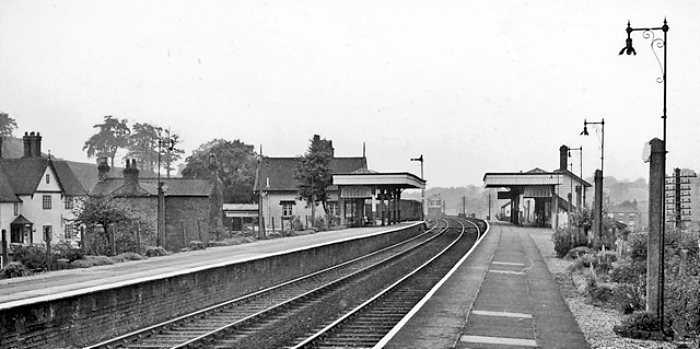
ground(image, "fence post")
xmin=181 ymin=220 xmax=187 ymax=247
xmin=136 ymin=221 xmax=141 ymax=255
xmin=45 ymin=227 xmax=52 ymax=271
xmin=111 ymin=223 xmax=117 ymax=256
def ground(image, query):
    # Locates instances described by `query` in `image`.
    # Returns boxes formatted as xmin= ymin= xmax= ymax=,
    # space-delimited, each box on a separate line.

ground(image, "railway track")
xmin=288 ymin=218 xmax=482 ymax=349
xmin=85 ymin=220 xmax=451 ymax=349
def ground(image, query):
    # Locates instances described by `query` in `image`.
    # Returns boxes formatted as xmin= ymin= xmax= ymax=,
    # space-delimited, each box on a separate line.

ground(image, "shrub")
xmin=612 ymin=283 xmax=644 ymax=314
xmin=610 ymin=260 xmax=646 ymax=285
xmin=112 ymin=252 xmax=145 ymax=262
xmin=188 ymin=240 xmax=206 ymax=251
xmin=665 ymin=275 xmax=700 ymax=339
xmin=12 ymin=244 xmax=48 ymax=270
xmin=628 ymin=232 xmax=647 ymax=261
xmin=553 ymin=229 xmax=573 ymax=258
xmin=53 ymin=241 xmax=85 ymax=262
xmin=565 ymin=246 xmax=593 ymax=259
xmin=314 ymin=216 xmax=328 ymax=232
xmin=613 ymin=312 xmax=666 ymax=340
xmin=587 ymin=282 xmax=615 ymax=305
xmin=144 ymin=246 xmax=168 ymax=257
xmin=70 ymin=255 xmax=116 ymax=268
xmin=292 ymin=217 xmax=304 ymax=231
xmin=0 ymin=262 xmax=28 ymax=279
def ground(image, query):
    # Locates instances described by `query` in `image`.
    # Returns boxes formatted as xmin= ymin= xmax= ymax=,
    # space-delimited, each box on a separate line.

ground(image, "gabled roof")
xmin=0 ymin=157 xmax=87 ymax=197
xmin=255 ymin=156 xmax=367 ymax=192
xmin=553 ymin=168 xmax=592 ymax=187
xmin=92 ymin=177 xmax=212 ymax=197
xmin=0 ymin=169 xmax=20 ymax=202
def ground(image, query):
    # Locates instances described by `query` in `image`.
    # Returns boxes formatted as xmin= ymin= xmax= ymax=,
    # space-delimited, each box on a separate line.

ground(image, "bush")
xmin=587 ymin=282 xmax=615 ymax=305
xmin=53 ymin=241 xmax=85 ymax=262
xmin=188 ymin=240 xmax=205 ymax=251
xmin=144 ymin=246 xmax=168 ymax=257
xmin=70 ymin=255 xmax=115 ymax=268
xmin=112 ymin=252 xmax=145 ymax=262
xmin=314 ymin=216 xmax=328 ymax=232
xmin=0 ymin=262 xmax=28 ymax=279
xmin=665 ymin=275 xmax=700 ymax=338
xmin=553 ymin=229 xmax=573 ymax=258
xmin=610 ymin=260 xmax=647 ymax=285
xmin=613 ymin=312 xmax=667 ymax=340
xmin=12 ymin=244 xmax=48 ymax=270
xmin=565 ymin=246 xmax=593 ymax=259
xmin=612 ymin=283 xmax=644 ymax=314
xmin=628 ymin=232 xmax=647 ymax=261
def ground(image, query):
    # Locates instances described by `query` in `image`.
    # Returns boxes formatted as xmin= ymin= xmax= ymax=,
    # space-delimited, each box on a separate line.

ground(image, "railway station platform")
xmin=384 ymin=221 xmax=590 ymax=349
xmin=0 ymin=222 xmax=419 ymax=308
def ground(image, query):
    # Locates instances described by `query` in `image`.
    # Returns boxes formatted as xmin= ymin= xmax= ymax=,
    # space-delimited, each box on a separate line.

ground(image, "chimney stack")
xmin=23 ymin=132 xmax=32 ymax=158
xmin=559 ymin=145 xmax=569 ymax=171
xmin=123 ymin=159 xmax=140 ymax=190
xmin=98 ymin=157 xmax=110 ymax=183
xmin=34 ymin=132 xmax=42 ymax=157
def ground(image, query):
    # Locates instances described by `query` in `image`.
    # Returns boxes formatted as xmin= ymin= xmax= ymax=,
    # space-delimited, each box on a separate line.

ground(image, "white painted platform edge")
xmin=460 ymin=335 xmax=537 ymax=347
xmin=489 ymin=269 xmax=526 ymax=275
xmin=372 ymin=220 xmax=491 ymax=349
xmin=492 ymin=261 xmax=525 ymax=266
xmin=471 ymin=310 xmax=532 ymax=318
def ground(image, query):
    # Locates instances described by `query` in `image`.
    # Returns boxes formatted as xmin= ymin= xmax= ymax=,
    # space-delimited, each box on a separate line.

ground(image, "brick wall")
xmin=0 ymin=223 xmax=424 ymax=349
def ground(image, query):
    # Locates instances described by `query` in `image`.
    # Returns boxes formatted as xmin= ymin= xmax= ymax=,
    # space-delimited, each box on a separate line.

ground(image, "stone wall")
xmin=0 ymin=223 xmax=424 ymax=349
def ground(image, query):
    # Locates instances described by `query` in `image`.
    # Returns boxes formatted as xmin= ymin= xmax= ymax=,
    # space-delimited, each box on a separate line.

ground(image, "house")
xmin=608 ymin=200 xmax=643 ymax=232
xmin=92 ymin=158 xmax=216 ymax=250
xmin=255 ymin=137 xmax=367 ymax=231
xmin=0 ymin=132 xmax=87 ymax=264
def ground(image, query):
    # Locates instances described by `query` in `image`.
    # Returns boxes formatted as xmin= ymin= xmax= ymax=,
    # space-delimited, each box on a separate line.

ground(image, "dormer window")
xmin=46 ymin=174 xmax=50 ymax=184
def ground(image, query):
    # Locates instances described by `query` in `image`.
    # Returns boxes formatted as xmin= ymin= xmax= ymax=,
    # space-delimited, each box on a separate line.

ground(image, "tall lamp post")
xmin=567 ymin=146 xmax=584 ymax=209
xmin=620 ymin=19 xmax=669 ymax=329
xmin=581 ymin=119 xmax=604 ymax=242
xmin=411 ymin=155 xmax=424 ymax=221
xmin=157 ymin=136 xmax=174 ymax=247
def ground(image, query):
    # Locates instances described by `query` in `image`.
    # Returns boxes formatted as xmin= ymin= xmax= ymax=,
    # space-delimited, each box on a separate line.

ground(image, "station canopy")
xmin=483 ymin=172 xmax=562 ymax=188
xmin=332 ymin=171 xmax=425 ymax=199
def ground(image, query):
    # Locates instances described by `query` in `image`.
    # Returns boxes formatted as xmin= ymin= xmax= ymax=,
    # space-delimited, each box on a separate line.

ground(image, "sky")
xmin=1 ymin=0 xmax=699 ymax=188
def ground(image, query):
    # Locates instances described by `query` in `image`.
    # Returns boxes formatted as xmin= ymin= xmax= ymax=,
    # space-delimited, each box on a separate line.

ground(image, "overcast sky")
xmin=1 ymin=1 xmax=699 ymax=188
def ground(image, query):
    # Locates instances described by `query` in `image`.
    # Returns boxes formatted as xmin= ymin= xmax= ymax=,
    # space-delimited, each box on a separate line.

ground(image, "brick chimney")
xmin=22 ymin=132 xmax=42 ymax=158
xmin=123 ymin=159 xmax=140 ymax=191
xmin=23 ymin=132 xmax=32 ymax=158
xmin=98 ymin=157 xmax=110 ymax=183
xmin=559 ymin=145 xmax=569 ymax=171
xmin=34 ymin=132 xmax=42 ymax=157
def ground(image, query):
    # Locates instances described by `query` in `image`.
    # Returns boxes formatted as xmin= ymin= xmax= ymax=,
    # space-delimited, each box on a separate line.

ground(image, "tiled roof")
xmin=0 ymin=169 xmax=20 ymax=202
xmin=0 ymin=157 xmax=88 ymax=198
xmin=92 ymin=177 xmax=211 ymax=197
xmin=256 ymin=156 xmax=367 ymax=192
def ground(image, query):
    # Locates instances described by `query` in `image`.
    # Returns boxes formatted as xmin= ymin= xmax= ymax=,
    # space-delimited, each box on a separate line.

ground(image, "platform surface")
xmin=385 ymin=222 xmax=590 ymax=349
xmin=0 ymin=222 xmax=418 ymax=309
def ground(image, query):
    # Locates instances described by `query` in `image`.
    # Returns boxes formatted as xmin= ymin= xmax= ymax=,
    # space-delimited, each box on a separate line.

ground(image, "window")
xmin=13 ymin=202 xmax=18 ymax=216
xmin=64 ymin=196 xmax=73 ymax=209
xmin=42 ymin=195 xmax=52 ymax=210
xmin=64 ymin=223 xmax=75 ymax=240
xmin=46 ymin=174 xmax=50 ymax=184
xmin=327 ymin=202 xmax=338 ymax=216
xmin=282 ymin=202 xmax=293 ymax=216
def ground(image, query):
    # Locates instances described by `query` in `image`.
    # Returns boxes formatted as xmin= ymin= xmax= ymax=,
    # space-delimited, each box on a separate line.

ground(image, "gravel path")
xmin=527 ymin=228 xmax=681 ymax=349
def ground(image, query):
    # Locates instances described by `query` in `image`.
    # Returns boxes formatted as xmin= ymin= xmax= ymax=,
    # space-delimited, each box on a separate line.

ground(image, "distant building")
xmin=92 ymin=158 xmax=215 ymax=249
xmin=0 ymin=132 xmax=87 ymax=265
xmin=254 ymin=136 xmax=367 ymax=231
xmin=427 ymin=194 xmax=445 ymax=218
xmin=608 ymin=200 xmax=643 ymax=232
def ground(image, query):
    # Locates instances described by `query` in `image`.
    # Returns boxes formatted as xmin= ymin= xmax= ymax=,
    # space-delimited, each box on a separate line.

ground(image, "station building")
xmin=483 ymin=145 xmax=591 ymax=229
xmin=254 ymin=136 xmax=425 ymax=231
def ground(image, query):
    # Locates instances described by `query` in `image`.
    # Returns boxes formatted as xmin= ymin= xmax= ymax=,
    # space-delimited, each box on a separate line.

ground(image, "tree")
xmin=126 ymin=122 xmax=160 ymax=173
xmin=295 ymin=135 xmax=334 ymax=218
xmin=0 ymin=112 xmax=17 ymax=137
xmin=71 ymin=195 xmax=134 ymax=255
xmin=83 ymin=116 xmax=131 ymax=167
xmin=181 ymin=139 xmax=257 ymax=203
